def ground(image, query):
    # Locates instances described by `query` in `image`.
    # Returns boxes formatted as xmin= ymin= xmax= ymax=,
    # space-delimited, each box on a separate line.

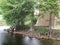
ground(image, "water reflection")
xmin=0 ymin=29 xmax=7 ymax=45
xmin=0 ymin=26 xmax=10 ymax=45
xmin=23 ymin=36 xmax=31 ymax=45
xmin=31 ymin=38 xmax=41 ymax=45
xmin=1 ymin=26 xmax=60 ymax=45
xmin=23 ymin=36 xmax=41 ymax=45
xmin=53 ymin=41 xmax=60 ymax=45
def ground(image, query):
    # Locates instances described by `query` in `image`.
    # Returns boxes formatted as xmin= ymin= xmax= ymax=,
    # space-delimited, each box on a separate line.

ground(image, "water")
xmin=0 ymin=26 xmax=60 ymax=45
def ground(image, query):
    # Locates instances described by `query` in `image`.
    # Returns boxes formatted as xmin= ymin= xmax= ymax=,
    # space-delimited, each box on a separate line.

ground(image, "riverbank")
xmin=12 ymin=31 xmax=60 ymax=41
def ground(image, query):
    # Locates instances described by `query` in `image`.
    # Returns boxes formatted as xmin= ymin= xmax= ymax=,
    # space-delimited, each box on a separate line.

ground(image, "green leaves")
xmin=0 ymin=0 xmax=59 ymax=30
xmin=37 ymin=0 xmax=59 ymax=15
xmin=0 ymin=0 xmax=35 ymax=30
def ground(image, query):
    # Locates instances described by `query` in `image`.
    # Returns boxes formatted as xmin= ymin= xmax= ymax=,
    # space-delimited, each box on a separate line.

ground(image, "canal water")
xmin=0 ymin=26 xmax=60 ymax=45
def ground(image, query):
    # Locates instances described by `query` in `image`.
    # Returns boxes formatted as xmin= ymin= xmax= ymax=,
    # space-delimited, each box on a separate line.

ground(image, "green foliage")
xmin=56 ymin=21 xmax=60 ymax=25
xmin=0 ymin=0 xmax=35 ymax=30
xmin=34 ymin=26 xmax=48 ymax=34
xmin=0 ymin=0 xmax=59 ymax=30
xmin=36 ymin=0 xmax=59 ymax=15
xmin=0 ymin=15 xmax=6 ymax=26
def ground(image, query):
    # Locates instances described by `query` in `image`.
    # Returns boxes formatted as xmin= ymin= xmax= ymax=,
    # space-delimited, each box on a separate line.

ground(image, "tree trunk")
xmin=29 ymin=14 xmax=35 ymax=32
xmin=48 ymin=14 xmax=52 ymax=37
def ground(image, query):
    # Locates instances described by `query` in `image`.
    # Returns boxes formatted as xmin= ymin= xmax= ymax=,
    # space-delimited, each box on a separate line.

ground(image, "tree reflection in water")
xmin=1 ymin=32 xmax=60 ymax=45
xmin=23 ymin=36 xmax=41 ymax=45
xmin=23 ymin=36 xmax=31 ymax=45
xmin=31 ymin=38 xmax=41 ymax=45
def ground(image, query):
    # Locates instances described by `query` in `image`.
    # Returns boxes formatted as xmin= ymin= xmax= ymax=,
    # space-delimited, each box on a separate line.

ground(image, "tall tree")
xmin=0 ymin=0 xmax=59 ymax=32
xmin=36 ymin=0 xmax=59 ymax=36
xmin=0 ymin=0 xmax=35 ymax=30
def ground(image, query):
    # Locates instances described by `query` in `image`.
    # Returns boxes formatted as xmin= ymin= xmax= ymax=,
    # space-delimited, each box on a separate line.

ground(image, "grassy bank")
xmin=0 ymin=15 xmax=7 ymax=26
xmin=34 ymin=26 xmax=48 ymax=34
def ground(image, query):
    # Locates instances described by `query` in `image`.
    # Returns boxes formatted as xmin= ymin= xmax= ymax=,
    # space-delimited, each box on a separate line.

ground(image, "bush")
xmin=34 ymin=26 xmax=48 ymax=34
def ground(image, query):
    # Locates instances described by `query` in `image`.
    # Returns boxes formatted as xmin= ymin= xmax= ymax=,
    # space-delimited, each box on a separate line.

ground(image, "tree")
xmin=0 ymin=0 xmax=59 ymax=33
xmin=0 ymin=0 xmax=35 ymax=30
xmin=36 ymin=0 xmax=59 ymax=36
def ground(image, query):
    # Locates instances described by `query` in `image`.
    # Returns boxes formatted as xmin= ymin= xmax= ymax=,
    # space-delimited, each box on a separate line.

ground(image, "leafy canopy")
xmin=0 ymin=0 xmax=59 ymax=30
